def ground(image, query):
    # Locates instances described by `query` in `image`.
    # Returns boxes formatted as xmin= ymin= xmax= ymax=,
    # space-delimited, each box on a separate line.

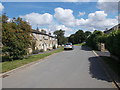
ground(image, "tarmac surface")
xmin=2 ymin=46 xmax=115 ymax=88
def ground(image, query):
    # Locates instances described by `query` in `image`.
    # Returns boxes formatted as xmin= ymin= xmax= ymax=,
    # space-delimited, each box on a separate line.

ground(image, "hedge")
xmin=86 ymin=29 xmax=120 ymax=60
xmin=105 ymin=29 xmax=120 ymax=60
xmin=86 ymin=30 xmax=104 ymax=50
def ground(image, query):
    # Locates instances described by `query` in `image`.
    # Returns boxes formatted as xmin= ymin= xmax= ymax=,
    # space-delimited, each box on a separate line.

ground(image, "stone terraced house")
xmin=28 ymin=29 xmax=58 ymax=54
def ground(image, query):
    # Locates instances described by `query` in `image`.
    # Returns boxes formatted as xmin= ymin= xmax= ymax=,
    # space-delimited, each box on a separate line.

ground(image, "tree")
xmin=74 ymin=30 xmax=85 ymax=44
xmin=2 ymin=13 xmax=8 ymax=23
xmin=2 ymin=14 xmax=33 ymax=61
xmin=41 ymin=29 xmax=46 ymax=34
xmin=53 ymin=29 xmax=67 ymax=45
xmin=68 ymin=30 xmax=86 ymax=44
xmin=84 ymin=31 xmax=92 ymax=39
xmin=68 ymin=34 xmax=75 ymax=44
xmin=86 ymin=30 xmax=103 ymax=50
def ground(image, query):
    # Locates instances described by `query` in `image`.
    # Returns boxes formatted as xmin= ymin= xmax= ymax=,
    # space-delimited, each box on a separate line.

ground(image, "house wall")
xmin=28 ymin=30 xmax=58 ymax=54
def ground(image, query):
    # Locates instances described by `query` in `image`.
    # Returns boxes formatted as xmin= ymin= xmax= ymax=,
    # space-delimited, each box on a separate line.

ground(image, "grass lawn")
xmin=101 ymin=56 xmax=120 ymax=77
xmin=2 ymin=47 xmax=64 ymax=73
xmin=74 ymin=43 xmax=85 ymax=46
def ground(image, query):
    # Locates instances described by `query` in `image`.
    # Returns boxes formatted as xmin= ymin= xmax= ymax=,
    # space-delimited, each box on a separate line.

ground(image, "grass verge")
xmin=2 ymin=47 xmax=64 ymax=73
xmin=101 ymin=56 xmax=120 ymax=77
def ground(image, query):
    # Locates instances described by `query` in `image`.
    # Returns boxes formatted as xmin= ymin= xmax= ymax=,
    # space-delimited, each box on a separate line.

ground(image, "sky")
xmin=0 ymin=0 xmax=120 ymax=36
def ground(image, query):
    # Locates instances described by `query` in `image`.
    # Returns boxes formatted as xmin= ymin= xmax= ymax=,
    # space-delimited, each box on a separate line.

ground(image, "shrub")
xmin=40 ymin=49 xmax=44 ymax=52
xmin=2 ymin=15 xmax=33 ymax=60
xmin=86 ymin=30 xmax=104 ymax=50
xmin=53 ymin=45 xmax=56 ymax=49
xmin=105 ymin=30 xmax=120 ymax=60
xmin=32 ymin=49 xmax=40 ymax=54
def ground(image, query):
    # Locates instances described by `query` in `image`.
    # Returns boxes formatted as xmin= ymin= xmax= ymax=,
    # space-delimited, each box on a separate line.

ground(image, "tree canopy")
xmin=68 ymin=30 xmax=91 ymax=44
xmin=54 ymin=29 xmax=68 ymax=45
xmin=2 ymin=14 xmax=33 ymax=61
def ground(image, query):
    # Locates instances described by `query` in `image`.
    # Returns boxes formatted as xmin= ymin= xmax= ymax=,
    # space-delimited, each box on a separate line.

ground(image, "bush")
xmin=53 ymin=45 xmax=56 ymax=49
xmin=105 ymin=30 xmax=120 ymax=60
xmin=32 ymin=49 xmax=40 ymax=54
xmin=86 ymin=30 xmax=104 ymax=50
xmin=40 ymin=49 xmax=44 ymax=52
xmin=86 ymin=29 xmax=120 ymax=60
xmin=2 ymin=15 xmax=33 ymax=60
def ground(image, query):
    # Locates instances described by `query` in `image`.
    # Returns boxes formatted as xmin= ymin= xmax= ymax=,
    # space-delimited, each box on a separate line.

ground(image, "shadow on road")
xmin=88 ymin=56 xmax=112 ymax=82
xmin=81 ymin=45 xmax=91 ymax=51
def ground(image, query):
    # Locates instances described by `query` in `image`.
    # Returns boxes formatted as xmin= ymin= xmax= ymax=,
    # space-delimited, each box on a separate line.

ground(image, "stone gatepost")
xmin=98 ymin=43 xmax=105 ymax=52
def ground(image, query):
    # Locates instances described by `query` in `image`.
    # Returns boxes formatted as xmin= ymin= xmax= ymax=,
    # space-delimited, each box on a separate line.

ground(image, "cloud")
xmin=49 ymin=24 xmax=73 ymax=36
xmin=116 ymin=14 xmax=120 ymax=23
xmin=7 ymin=18 xmax=13 ymax=22
xmin=49 ymin=24 xmax=73 ymax=31
xmin=76 ymin=11 xmax=118 ymax=30
xmin=20 ymin=12 xmax=53 ymax=26
xmin=98 ymin=0 xmax=119 ymax=2
xmin=54 ymin=7 xmax=76 ymax=27
xmin=0 ymin=3 xmax=4 ymax=11
xmin=20 ymin=7 xmax=118 ymax=34
xmin=97 ymin=0 xmax=119 ymax=13
xmin=54 ymin=7 xmax=118 ymax=31
xmin=78 ymin=12 xmax=85 ymax=16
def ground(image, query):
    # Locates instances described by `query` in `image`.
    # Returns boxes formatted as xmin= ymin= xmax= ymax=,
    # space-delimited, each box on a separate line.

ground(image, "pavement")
xmin=94 ymin=50 xmax=120 ymax=89
xmin=2 ymin=46 xmax=117 ymax=88
xmin=95 ymin=50 xmax=110 ymax=57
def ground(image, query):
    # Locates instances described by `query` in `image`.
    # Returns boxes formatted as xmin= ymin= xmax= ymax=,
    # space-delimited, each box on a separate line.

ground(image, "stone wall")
xmin=28 ymin=30 xmax=58 ymax=54
xmin=98 ymin=43 xmax=105 ymax=52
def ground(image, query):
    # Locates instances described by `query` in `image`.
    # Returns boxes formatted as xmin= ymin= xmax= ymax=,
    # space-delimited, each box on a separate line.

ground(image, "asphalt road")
xmin=3 ymin=46 xmax=115 ymax=88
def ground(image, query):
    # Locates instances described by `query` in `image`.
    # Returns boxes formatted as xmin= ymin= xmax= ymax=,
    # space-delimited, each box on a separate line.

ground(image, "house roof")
xmin=32 ymin=30 xmax=55 ymax=38
xmin=104 ymin=24 xmax=120 ymax=34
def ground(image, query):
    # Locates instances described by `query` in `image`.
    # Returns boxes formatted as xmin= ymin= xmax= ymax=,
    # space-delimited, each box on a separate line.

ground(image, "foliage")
xmin=2 ymin=13 xmax=8 ymax=23
xmin=86 ymin=30 xmax=104 ymax=50
xmin=2 ymin=47 xmax=64 ymax=73
xmin=68 ymin=34 xmax=75 ymax=44
xmin=68 ymin=30 xmax=91 ymax=44
xmin=84 ymin=31 xmax=92 ymax=40
xmin=53 ymin=45 xmax=56 ymax=49
xmin=54 ymin=29 xmax=67 ymax=45
xmin=86 ymin=29 xmax=120 ymax=59
xmin=32 ymin=49 xmax=40 ymax=54
xmin=74 ymin=30 xmax=86 ymax=43
xmin=2 ymin=14 xmax=33 ymax=61
xmin=40 ymin=49 xmax=44 ymax=52
xmin=41 ymin=29 xmax=46 ymax=34
xmin=105 ymin=30 xmax=120 ymax=59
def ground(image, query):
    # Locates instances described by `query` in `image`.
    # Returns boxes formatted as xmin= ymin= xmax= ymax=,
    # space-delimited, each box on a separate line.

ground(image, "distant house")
xmin=104 ymin=24 xmax=120 ymax=34
xmin=28 ymin=29 xmax=58 ymax=54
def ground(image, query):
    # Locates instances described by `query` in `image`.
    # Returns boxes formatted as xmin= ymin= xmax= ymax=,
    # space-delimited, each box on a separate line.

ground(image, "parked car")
xmin=64 ymin=43 xmax=74 ymax=50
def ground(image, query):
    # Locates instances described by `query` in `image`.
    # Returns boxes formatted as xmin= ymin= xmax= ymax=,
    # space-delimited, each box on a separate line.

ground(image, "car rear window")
xmin=66 ymin=43 xmax=72 ymax=45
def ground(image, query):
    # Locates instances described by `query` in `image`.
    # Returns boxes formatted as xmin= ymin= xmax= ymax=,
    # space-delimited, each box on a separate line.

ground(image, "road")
xmin=2 ymin=46 xmax=115 ymax=88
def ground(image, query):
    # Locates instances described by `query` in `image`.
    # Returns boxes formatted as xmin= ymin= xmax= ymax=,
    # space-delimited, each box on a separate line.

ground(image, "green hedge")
xmin=105 ymin=30 xmax=120 ymax=59
xmin=86 ymin=30 xmax=104 ymax=50
xmin=86 ymin=29 xmax=120 ymax=60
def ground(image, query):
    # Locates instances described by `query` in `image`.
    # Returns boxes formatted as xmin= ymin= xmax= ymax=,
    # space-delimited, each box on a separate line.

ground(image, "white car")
xmin=64 ymin=43 xmax=74 ymax=50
